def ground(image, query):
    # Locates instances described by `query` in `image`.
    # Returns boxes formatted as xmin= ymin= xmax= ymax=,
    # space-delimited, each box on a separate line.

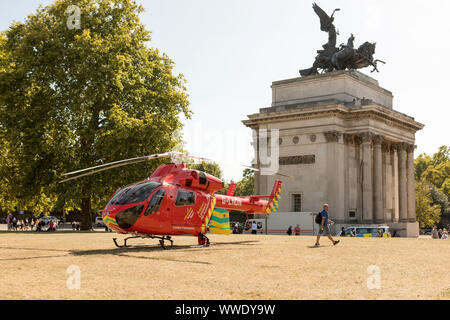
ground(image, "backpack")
xmin=315 ymin=211 xmax=322 ymax=224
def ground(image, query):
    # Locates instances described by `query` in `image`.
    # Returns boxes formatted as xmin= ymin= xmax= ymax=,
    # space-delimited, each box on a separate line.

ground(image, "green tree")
xmin=0 ymin=0 xmax=190 ymax=229
xmin=188 ymin=161 xmax=228 ymax=194
xmin=414 ymin=153 xmax=432 ymax=181
xmin=430 ymin=184 xmax=449 ymax=215
xmin=189 ymin=161 xmax=223 ymax=180
xmin=414 ymin=146 xmax=450 ymax=226
xmin=235 ymin=168 xmax=254 ymax=196
xmin=415 ymin=146 xmax=450 ymax=198
xmin=415 ymin=181 xmax=442 ymax=228
xmin=0 ymin=132 xmax=17 ymax=212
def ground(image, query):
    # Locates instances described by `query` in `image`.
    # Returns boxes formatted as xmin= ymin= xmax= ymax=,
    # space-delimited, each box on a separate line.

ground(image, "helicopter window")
xmin=113 ymin=182 xmax=162 ymax=205
xmin=175 ymin=190 xmax=196 ymax=206
xmin=145 ymin=189 xmax=166 ymax=216
xmin=199 ymin=172 xmax=207 ymax=185
xmin=107 ymin=186 xmax=133 ymax=206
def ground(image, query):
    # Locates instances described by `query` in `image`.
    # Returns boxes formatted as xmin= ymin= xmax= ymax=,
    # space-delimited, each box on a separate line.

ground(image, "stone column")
xmin=391 ymin=144 xmax=399 ymax=222
xmin=361 ymin=132 xmax=373 ymax=224
xmin=324 ymin=131 xmax=345 ymax=223
xmin=354 ymin=136 xmax=363 ymax=222
xmin=407 ymin=144 xmax=416 ymax=222
xmin=373 ymin=135 xmax=384 ymax=224
xmin=253 ymin=127 xmax=260 ymax=195
xmin=383 ymin=142 xmax=393 ymax=222
xmin=398 ymin=142 xmax=408 ymax=222
xmin=343 ymin=134 xmax=352 ymax=223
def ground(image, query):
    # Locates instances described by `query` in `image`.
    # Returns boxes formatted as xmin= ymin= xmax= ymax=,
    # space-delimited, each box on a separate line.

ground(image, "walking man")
xmin=251 ymin=221 xmax=258 ymax=234
xmin=315 ymin=204 xmax=340 ymax=246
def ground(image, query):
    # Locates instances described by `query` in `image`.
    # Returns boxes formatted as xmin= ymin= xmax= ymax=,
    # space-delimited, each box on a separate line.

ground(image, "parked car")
xmin=39 ymin=216 xmax=60 ymax=225
xmin=94 ymin=216 xmax=105 ymax=227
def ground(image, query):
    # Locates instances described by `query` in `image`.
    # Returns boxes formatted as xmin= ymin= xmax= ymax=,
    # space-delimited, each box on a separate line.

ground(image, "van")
xmin=94 ymin=216 xmax=105 ymax=227
xmin=338 ymin=226 xmax=391 ymax=238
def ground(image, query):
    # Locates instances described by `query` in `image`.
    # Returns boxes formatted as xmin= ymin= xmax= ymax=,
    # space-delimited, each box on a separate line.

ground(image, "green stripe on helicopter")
xmin=208 ymin=208 xmax=231 ymax=235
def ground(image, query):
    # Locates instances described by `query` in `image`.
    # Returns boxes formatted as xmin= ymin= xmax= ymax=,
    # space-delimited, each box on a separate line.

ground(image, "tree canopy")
xmin=234 ymin=168 xmax=254 ymax=197
xmin=0 ymin=0 xmax=191 ymax=228
xmin=414 ymin=146 xmax=450 ymax=227
xmin=188 ymin=161 xmax=223 ymax=181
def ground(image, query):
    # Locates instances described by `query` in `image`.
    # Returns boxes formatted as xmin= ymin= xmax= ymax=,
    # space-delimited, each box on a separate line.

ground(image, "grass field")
xmin=0 ymin=232 xmax=449 ymax=300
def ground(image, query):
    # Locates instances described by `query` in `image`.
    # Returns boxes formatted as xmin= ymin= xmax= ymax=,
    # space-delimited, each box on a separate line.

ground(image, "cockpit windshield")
xmin=107 ymin=182 xmax=162 ymax=206
xmin=107 ymin=187 xmax=131 ymax=206
xmin=145 ymin=189 xmax=166 ymax=216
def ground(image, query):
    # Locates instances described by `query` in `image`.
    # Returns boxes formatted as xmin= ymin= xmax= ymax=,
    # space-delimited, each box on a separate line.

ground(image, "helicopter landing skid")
xmin=198 ymin=233 xmax=210 ymax=247
xmin=113 ymin=235 xmax=174 ymax=249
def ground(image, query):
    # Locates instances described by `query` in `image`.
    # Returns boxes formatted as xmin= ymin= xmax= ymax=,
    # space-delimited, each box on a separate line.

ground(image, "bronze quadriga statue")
xmin=300 ymin=3 xmax=385 ymax=77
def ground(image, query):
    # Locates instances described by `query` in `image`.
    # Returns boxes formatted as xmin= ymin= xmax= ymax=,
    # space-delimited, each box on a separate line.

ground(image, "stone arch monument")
xmin=243 ymin=70 xmax=424 ymax=237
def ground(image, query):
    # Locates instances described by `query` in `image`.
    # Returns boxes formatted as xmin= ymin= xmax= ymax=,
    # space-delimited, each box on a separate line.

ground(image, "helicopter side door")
xmin=169 ymin=187 xmax=209 ymax=235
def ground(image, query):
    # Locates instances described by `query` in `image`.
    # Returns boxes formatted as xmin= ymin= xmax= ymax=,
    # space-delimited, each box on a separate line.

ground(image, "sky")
xmin=1 ymin=0 xmax=449 ymax=182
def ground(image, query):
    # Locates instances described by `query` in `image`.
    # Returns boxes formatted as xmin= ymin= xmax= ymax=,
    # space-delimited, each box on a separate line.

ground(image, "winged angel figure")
xmin=300 ymin=3 xmax=385 ymax=77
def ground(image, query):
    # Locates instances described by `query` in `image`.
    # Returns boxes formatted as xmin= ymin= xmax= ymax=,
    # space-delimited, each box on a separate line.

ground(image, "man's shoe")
xmin=333 ymin=240 xmax=340 ymax=246
xmin=315 ymin=243 xmax=320 ymax=246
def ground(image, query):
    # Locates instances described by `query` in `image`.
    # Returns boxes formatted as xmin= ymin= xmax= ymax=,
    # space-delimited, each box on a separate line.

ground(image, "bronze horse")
xmin=300 ymin=3 xmax=385 ymax=77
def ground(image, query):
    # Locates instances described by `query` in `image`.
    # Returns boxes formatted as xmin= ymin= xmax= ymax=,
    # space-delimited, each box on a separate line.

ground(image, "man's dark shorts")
xmin=319 ymin=225 xmax=331 ymax=236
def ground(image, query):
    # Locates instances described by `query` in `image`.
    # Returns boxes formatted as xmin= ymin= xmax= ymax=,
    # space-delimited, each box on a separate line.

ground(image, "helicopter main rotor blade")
xmin=240 ymin=165 xmax=294 ymax=179
xmin=62 ymin=153 xmax=170 ymax=177
xmin=184 ymin=155 xmax=214 ymax=162
xmin=59 ymin=152 xmax=215 ymax=183
xmin=60 ymin=153 xmax=172 ymax=183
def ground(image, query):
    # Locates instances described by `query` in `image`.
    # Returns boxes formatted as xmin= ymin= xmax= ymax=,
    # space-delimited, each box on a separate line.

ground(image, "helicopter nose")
xmin=115 ymin=204 xmax=144 ymax=230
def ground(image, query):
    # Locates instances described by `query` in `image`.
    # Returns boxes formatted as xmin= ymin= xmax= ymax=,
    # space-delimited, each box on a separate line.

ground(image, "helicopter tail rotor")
xmin=265 ymin=180 xmax=283 ymax=214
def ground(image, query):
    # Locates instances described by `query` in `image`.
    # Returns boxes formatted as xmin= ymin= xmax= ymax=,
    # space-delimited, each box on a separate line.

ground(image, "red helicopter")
xmin=61 ymin=152 xmax=283 ymax=249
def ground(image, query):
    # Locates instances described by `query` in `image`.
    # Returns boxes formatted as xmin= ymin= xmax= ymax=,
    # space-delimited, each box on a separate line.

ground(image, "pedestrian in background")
xmin=12 ymin=217 xmax=17 ymax=231
xmin=6 ymin=214 xmax=12 ymax=231
xmin=287 ymin=225 xmax=293 ymax=236
xmin=431 ymin=226 xmax=439 ymax=239
xmin=251 ymin=221 xmax=258 ymax=234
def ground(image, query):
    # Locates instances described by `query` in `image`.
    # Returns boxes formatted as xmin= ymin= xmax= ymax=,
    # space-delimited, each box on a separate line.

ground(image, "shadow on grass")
xmin=0 ymin=240 xmax=259 ymax=264
xmin=70 ymin=240 xmax=259 ymax=256
xmin=0 ymin=245 xmax=72 ymax=262
xmin=69 ymin=239 xmax=260 ymax=265
xmin=0 ymin=254 xmax=70 ymax=261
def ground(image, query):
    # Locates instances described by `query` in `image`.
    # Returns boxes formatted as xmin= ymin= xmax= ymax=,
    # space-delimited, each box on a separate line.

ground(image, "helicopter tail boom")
xmin=214 ymin=180 xmax=282 ymax=215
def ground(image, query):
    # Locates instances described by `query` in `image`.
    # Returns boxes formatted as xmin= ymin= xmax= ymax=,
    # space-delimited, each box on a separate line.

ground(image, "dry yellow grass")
xmin=0 ymin=232 xmax=449 ymax=300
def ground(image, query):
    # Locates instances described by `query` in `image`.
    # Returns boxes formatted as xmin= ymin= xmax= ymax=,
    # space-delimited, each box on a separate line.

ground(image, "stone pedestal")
xmin=243 ymin=70 xmax=424 ymax=238
xmin=269 ymin=70 xmax=394 ymax=110
xmin=388 ymin=222 xmax=420 ymax=238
